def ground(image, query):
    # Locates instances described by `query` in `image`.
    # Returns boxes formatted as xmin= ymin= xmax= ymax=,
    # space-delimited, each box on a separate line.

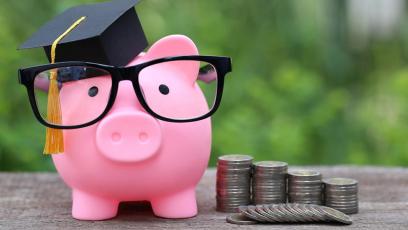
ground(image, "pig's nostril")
xmin=138 ymin=132 xmax=149 ymax=143
xmin=111 ymin=132 xmax=122 ymax=142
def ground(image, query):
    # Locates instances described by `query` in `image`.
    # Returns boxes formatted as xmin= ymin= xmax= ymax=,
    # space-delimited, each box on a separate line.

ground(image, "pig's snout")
xmin=96 ymin=111 xmax=162 ymax=162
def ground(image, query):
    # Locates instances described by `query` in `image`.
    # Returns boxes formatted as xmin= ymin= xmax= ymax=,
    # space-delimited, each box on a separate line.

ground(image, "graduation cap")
xmin=19 ymin=0 xmax=148 ymax=155
xmin=19 ymin=0 xmax=148 ymax=66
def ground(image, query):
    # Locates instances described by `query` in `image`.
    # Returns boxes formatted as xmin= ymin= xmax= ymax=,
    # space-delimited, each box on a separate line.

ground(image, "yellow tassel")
xmin=43 ymin=16 xmax=86 ymax=154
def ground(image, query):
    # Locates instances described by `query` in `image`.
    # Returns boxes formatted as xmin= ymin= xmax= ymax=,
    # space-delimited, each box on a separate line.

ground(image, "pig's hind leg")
xmin=150 ymin=187 xmax=197 ymax=218
xmin=72 ymin=189 xmax=119 ymax=220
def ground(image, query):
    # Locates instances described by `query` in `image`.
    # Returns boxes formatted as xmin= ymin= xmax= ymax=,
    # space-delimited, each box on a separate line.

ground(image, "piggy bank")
xmin=52 ymin=35 xmax=212 ymax=220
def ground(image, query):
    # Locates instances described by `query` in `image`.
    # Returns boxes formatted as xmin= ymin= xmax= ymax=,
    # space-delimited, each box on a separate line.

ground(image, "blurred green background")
xmin=1 ymin=0 xmax=408 ymax=171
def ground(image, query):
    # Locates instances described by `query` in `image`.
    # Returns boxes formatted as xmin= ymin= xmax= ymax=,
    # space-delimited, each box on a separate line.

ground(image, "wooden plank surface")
xmin=1 ymin=166 xmax=408 ymax=229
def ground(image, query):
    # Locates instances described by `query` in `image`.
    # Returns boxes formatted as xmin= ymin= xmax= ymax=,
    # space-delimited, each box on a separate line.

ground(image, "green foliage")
xmin=1 ymin=0 xmax=408 ymax=171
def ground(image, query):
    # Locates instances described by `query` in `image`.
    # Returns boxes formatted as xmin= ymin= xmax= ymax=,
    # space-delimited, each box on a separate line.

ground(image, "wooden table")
xmin=1 ymin=166 xmax=408 ymax=229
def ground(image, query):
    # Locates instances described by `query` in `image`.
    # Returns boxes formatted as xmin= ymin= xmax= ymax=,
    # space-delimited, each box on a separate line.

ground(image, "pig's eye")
xmin=159 ymin=84 xmax=170 ymax=95
xmin=88 ymin=86 xmax=99 ymax=97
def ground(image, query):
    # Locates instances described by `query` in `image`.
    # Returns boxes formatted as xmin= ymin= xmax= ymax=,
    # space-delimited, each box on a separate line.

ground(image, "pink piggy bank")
xmin=53 ymin=35 xmax=214 ymax=220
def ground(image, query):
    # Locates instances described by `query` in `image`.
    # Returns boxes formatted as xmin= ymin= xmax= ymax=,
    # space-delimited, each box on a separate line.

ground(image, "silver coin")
xmin=254 ymin=189 xmax=286 ymax=194
xmin=253 ymin=185 xmax=286 ymax=190
xmin=247 ymin=205 xmax=271 ymax=222
xmin=254 ymin=182 xmax=285 ymax=187
xmin=284 ymin=203 xmax=306 ymax=222
xmin=324 ymin=183 xmax=358 ymax=188
xmin=226 ymin=213 xmax=258 ymax=225
xmin=290 ymin=203 xmax=315 ymax=222
xmin=297 ymin=204 xmax=323 ymax=222
xmin=300 ymin=204 xmax=325 ymax=221
xmin=217 ymin=196 xmax=249 ymax=201
xmin=254 ymin=205 xmax=281 ymax=222
xmin=289 ymin=200 xmax=322 ymax=205
xmin=254 ymin=193 xmax=286 ymax=197
xmin=217 ymin=203 xmax=251 ymax=208
xmin=318 ymin=206 xmax=353 ymax=225
xmin=217 ymin=188 xmax=250 ymax=192
xmin=216 ymin=199 xmax=251 ymax=204
xmin=217 ymin=185 xmax=251 ymax=190
xmin=216 ymin=196 xmax=251 ymax=201
xmin=308 ymin=204 xmax=328 ymax=220
xmin=238 ymin=205 xmax=267 ymax=223
xmin=265 ymin=204 xmax=291 ymax=222
xmin=288 ymin=170 xmax=321 ymax=178
xmin=217 ymin=206 xmax=239 ymax=211
xmin=254 ymin=176 xmax=286 ymax=180
xmin=253 ymin=161 xmax=288 ymax=167
xmin=323 ymin=178 xmax=358 ymax=186
xmin=253 ymin=196 xmax=286 ymax=200
xmin=277 ymin=203 xmax=303 ymax=222
xmin=253 ymin=198 xmax=286 ymax=203
xmin=325 ymin=200 xmax=359 ymax=205
xmin=217 ymin=163 xmax=252 ymax=169
xmin=256 ymin=205 xmax=281 ymax=222
xmin=217 ymin=173 xmax=251 ymax=177
xmin=325 ymin=188 xmax=358 ymax=193
xmin=289 ymin=182 xmax=322 ymax=187
xmin=325 ymin=194 xmax=358 ymax=198
xmin=218 ymin=154 xmax=253 ymax=163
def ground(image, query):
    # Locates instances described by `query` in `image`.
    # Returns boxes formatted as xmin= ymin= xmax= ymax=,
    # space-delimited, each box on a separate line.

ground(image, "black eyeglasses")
xmin=18 ymin=55 xmax=232 ymax=129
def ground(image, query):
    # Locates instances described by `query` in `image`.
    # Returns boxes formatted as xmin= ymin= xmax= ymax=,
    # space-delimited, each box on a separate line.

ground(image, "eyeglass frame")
xmin=18 ymin=55 xmax=232 ymax=129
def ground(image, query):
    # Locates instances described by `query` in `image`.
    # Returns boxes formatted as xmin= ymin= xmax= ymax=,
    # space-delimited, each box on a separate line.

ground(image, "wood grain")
xmin=1 ymin=166 xmax=407 ymax=229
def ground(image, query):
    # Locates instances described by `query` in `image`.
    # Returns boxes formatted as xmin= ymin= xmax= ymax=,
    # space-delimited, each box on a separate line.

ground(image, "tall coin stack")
xmin=288 ymin=170 xmax=322 ymax=205
xmin=252 ymin=161 xmax=288 ymax=204
xmin=323 ymin=178 xmax=358 ymax=214
xmin=216 ymin=155 xmax=253 ymax=212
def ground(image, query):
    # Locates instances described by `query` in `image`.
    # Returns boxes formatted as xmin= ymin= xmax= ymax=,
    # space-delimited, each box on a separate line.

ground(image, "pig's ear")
xmin=145 ymin=35 xmax=199 ymax=83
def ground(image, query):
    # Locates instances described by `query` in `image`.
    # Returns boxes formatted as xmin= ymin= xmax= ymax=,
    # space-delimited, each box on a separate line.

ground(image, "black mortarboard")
xmin=19 ymin=0 xmax=147 ymax=66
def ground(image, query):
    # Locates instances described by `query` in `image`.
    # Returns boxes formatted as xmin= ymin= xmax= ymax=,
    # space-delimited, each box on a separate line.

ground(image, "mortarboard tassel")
xmin=44 ymin=16 xmax=86 ymax=154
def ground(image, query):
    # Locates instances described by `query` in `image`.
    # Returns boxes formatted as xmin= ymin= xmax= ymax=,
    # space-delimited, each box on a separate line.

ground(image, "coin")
xmin=318 ymin=206 xmax=353 ymax=225
xmin=226 ymin=213 xmax=258 ymax=225
xmin=255 ymin=205 xmax=281 ymax=222
xmin=218 ymin=155 xmax=253 ymax=164
xmin=323 ymin=177 xmax=359 ymax=214
xmin=288 ymin=170 xmax=322 ymax=205
xmin=323 ymin=178 xmax=358 ymax=186
xmin=238 ymin=205 xmax=267 ymax=223
xmin=265 ymin=204 xmax=291 ymax=222
xmin=252 ymin=161 xmax=288 ymax=205
xmin=288 ymin=170 xmax=321 ymax=178
xmin=216 ymin=154 xmax=252 ymax=212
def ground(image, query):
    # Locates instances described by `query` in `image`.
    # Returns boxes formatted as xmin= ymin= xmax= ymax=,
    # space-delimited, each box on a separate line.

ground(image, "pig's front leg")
xmin=151 ymin=187 xmax=197 ymax=218
xmin=72 ymin=189 xmax=119 ymax=220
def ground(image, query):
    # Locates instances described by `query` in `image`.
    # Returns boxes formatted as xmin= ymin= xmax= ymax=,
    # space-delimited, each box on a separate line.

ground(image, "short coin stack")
xmin=323 ymin=178 xmax=358 ymax=214
xmin=288 ymin=170 xmax=322 ymax=205
xmin=216 ymin=155 xmax=253 ymax=212
xmin=252 ymin=161 xmax=287 ymax=204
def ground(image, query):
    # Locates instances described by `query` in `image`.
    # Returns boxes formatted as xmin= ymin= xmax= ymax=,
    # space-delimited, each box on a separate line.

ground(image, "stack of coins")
xmin=216 ymin=155 xmax=253 ymax=212
xmin=288 ymin=170 xmax=322 ymax=205
xmin=229 ymin=203 xmax=353 ymax=225
xmin=323 ymin=178 xmax=358 ymax=214
xmin=252 ymin=161 xmax=288 ymax=204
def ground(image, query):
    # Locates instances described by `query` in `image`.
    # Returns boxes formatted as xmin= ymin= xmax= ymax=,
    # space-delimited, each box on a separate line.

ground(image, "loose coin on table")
xmin=226 ymin=213 xmax=258 ymax=225
xmin=229 ymin=203 xmax=352 ymax=225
